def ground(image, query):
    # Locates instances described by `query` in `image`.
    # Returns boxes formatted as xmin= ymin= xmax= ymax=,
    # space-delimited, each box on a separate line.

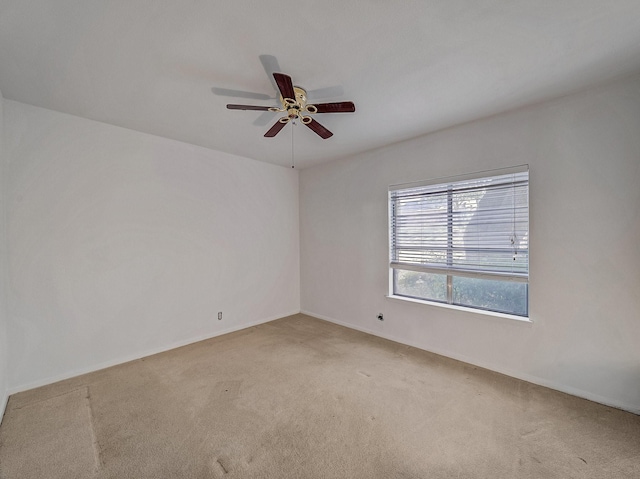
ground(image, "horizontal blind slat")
xmin=390 ymin=169 xmax=528 ymax=278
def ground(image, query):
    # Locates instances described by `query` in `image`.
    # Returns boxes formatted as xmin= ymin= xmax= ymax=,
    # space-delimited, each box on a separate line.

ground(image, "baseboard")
xmin=301 ymin=310 xmax=640 ymax=415
xmin=8 ymin=310 xmax=300 ymax=396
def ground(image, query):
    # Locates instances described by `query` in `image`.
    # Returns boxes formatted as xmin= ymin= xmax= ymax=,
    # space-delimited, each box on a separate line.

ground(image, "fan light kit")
xmin=226 ymin=73 xmax=355 ymax=139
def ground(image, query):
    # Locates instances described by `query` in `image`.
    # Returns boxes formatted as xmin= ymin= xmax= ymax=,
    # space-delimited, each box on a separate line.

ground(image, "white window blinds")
xmin=389 ymin=167 xmax=529 ymax=282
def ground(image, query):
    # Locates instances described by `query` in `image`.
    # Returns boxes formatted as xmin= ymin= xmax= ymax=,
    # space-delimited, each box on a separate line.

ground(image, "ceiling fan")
xmin=226 ymin=73 xmax=355 ymax=139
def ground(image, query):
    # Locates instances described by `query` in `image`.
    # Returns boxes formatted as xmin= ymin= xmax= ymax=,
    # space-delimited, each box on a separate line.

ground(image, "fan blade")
xmin=273 ymin=73 xmax=295 ymax=100
xmin=312 ymin=101 xmax=356 ymax=113
xmin=307 ymin=85 xmax=344 ymax=99
xmin=227 ymin=104 xmax=273 ymax=111
xmin=259 ymin=54 xmax=282 ymax=91
xmin=305 ymin=118 xmax=333 ymax=139
xmin=264 ymin=120 xmax=287 ymax=137
xmin=212 ymin=88 xmax=272 ymax=100
xmin=253 ymin=110 xmax=277 ymax=126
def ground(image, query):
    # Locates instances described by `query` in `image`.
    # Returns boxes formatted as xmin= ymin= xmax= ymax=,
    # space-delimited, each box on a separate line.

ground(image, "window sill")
xmin=385 ymin=294 xmax=532 ymax=324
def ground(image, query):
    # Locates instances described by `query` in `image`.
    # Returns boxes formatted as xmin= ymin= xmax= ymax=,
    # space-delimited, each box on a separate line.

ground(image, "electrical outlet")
xmin=218 ymin=312 xmax=222 ymax=320
xmin=377 ymin=313 xmax=384 ymax=321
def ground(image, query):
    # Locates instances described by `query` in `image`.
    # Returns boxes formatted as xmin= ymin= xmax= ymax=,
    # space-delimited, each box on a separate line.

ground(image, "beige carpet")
xmin=1 ymin=314 xmax=639 ymax=478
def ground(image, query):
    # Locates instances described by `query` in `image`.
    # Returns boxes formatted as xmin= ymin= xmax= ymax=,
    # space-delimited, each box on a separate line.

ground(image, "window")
xmin=389 ymin=166 xmax=529 ymax=317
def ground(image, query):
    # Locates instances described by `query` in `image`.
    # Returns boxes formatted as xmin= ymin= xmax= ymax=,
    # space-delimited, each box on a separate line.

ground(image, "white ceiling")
xmin=1 ymin=1 xmax=640 ymax=169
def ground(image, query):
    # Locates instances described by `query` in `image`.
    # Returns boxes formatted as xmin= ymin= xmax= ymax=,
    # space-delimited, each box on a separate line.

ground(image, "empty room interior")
xmin=0 ymin=2 xmax=640 ymax=478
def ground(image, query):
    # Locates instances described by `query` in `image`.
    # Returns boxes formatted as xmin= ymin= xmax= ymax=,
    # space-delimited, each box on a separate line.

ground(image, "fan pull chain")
xmin=291 ymin=120 xmax=295 ymax=169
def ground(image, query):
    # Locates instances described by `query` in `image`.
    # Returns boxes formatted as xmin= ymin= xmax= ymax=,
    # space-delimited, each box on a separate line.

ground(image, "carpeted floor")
xmin=1 ymin=313 xmax=639 ymax=478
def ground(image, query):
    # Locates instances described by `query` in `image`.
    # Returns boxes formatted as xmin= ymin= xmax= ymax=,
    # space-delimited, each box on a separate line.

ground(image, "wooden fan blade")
xmin=264 ymin=120 xmax=287 ymax=138
xmin=312 ymin=101 xmax=356 ymax=113
xmin=227 ymin=104 xmax=273 ymax=111
xmin=305 ymin=118 xmax=333 ymax=139
xmin=273 ymin=73 xmax=295 ymax=100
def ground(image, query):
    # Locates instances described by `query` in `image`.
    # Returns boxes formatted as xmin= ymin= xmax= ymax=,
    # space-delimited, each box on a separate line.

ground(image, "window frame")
xmin=388 ymin=166 xmax=530 ymax=321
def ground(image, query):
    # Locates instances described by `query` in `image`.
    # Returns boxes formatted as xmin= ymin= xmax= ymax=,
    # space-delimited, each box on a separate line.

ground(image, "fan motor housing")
xmin=280 ymin=86 xmax=308 ymax=115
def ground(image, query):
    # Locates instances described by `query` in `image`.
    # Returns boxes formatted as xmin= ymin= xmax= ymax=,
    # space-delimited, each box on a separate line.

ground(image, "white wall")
xmin=300 ymin=73 xmax=640 ymax=413
xmin=0 ymin=89 xmax=9 ymax=421
xmin=4 ymin=101 xmax=299 ymax=392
